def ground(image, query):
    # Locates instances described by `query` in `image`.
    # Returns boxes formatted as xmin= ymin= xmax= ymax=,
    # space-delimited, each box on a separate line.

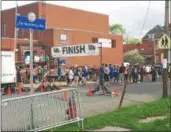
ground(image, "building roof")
xmin=142 ymin=25 xmax=164 ymax=40
xmin=142 ymin=24 xmax=171 ymax=41
xmin=2 ymin=1 xmax=108 ymax=17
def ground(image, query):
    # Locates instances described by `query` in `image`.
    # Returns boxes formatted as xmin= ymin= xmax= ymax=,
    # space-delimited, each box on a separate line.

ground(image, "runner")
xmin=119 ymin=63 xmax=125 ymax=84
xmin=92 ymin=64 xmax=112 ymax=95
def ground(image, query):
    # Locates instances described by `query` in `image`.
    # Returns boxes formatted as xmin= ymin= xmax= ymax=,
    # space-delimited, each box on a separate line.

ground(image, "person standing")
xmin=128 ymin=65 xmax=132 ymax=83
xmin=112 ymin=65 xmax=116 ymax=83
xmin=38 ymin=66 xmax=43 ymax=82
xmin=99 ymin=64 xmax=105 ymax=88
xmin=25 ymin=66 xmax=30 ymax=84
xmin=58 ymin=67 xmax=62 ymax=81
xmin=82 ymin=66 xmax=88 ymax=85
xmin=68 ymin=68 xmax=74 ymax=86
xmin=66 ymin=68 xmax=70 ymax=85
xmin=33 ymin=66 xmax=38 ymax=84
xmin=132 ymin=65 xmax=138 ymax=83
xmin=104 ymin=64 xmax=110 ymax=83
xmin=139 ymin=65 xmax=144 ymax=82
xmin=92 ymin=64 xmax=104 ymax=93
xmin=109 ymin=64 xmax=114 ymax=83
xmin=73 ymin=65 xmax=79 ymax=85
xmin=119 ymin=63 xmax=125 ymax=84
xmin=78 ymin=66 xmax=83 ymax=85
xmin=124 ymin=65 xmax=129 ymax=81
xmin=114 ymin=65 xmax=120 ymax=84
xmin=16 ymin=67 xmax=22 ymax=91
xmin=151 ymin=66 xmax=157 ymax=82
xmin=145 ymin=65 xmax=151 ymax=81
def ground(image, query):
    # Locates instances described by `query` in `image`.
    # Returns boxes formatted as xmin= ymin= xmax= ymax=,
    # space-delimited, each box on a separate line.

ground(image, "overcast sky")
xmin=2 ymin=1 xmax=165 ymax=39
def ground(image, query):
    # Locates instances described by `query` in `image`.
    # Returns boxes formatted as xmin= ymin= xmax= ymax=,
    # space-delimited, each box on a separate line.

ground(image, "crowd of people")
xmin=16 ymin=62 xmax=171 ymax=89
xmin=58 ymin=63 xmax=163 ymax=86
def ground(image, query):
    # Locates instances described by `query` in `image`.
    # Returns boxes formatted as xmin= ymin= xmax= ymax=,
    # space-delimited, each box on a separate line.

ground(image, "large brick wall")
xmin=2 ymin=2 xmax=109 ymax=40
xmin=1 ymin=2 xmax=123 ymax=66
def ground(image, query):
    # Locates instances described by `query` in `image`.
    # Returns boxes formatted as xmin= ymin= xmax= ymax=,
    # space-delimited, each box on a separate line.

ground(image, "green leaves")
xmin=128 ymin=38 xmax=141 ymax=44
xmin=51 ymin=97 xmax=170 ymax=131
xmin=109 ymin=24 xmax=126 ymax=35
xmin=124 ymin=49 xmax=145 ymax=64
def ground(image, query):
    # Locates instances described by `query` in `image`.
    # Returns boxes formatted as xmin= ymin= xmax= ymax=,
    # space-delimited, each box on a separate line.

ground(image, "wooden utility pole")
xmin=163 ymin=0 xmax=169 ymax=98
xmin=118 ymin=80 xmax=128 ymax=109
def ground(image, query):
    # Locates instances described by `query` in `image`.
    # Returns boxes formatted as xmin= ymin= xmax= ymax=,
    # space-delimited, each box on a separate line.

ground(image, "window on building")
xmin=112 ymin=40 xmax=116 ymax=48
xmin=2 ymin=22 xmax=6 ymax=37
xmin=21 ymin=29 xmax=24 ymax=36
xmin=92 ymin=38 xmax=98 ymax=43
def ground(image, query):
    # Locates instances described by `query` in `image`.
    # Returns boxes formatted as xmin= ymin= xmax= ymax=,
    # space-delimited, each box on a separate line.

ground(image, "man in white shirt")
xmin=25 ymin=56 xmax=30 ymax=65
xmin=104 ymin=64 xmax=110 ymax=83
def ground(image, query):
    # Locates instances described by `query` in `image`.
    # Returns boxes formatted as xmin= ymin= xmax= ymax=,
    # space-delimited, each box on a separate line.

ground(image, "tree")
xmin=127 ymin=38 xmax=141 ymax=44
xmin=124 ymin=36 xmax=141 ymax=44
xmin=109 ymin=24 xmax=126 ymax=35
xmin=124 ymin=49 xmax=145 ymax=64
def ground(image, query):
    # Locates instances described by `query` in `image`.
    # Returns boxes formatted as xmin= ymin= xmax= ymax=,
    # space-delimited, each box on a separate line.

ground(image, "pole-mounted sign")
xmin=158 ymin=34 xmax=171 ymax=49
xmin=16 ymin=12 xmax=46 ymax=30
xmin=15 ymin=12 xmax=46 ymax=94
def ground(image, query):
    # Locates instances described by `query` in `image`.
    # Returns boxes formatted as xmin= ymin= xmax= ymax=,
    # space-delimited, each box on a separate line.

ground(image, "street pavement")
xmin=1 ymin=79 xmax=170 ymax=130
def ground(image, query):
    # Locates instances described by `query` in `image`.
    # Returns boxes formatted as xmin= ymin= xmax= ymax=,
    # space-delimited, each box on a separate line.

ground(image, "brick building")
xmin=123 ymin=24 xmax=171 ymax=64
xmin=1 ymin=2 xmax=123 ymax=66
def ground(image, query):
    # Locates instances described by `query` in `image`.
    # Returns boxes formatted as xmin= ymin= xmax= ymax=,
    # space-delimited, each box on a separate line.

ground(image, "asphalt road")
xmin=1 ymin=79 xmax=170 ymax=131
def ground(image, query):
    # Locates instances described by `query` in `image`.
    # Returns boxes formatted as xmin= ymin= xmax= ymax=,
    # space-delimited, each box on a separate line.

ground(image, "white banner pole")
xmin=30 ymin=29 xmax=34 ymax=94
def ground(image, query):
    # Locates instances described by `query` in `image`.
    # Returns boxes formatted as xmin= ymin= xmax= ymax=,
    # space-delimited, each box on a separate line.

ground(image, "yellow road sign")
xmin=158 ymin=34 xmax=171 ymax=49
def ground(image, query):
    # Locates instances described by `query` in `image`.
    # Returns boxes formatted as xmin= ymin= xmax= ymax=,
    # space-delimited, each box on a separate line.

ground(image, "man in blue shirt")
xmin=82 ymin=66 xmax=88 ymax=85
xmin=109 ymin=64 xmax=114 ymax=83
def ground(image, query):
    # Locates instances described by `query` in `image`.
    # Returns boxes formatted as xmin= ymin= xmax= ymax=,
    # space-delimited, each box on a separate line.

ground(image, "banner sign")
xmin=16 ymin=15 xmax=46 ymax=30
xmin=51 ymin=43 xmax=99 ymax=58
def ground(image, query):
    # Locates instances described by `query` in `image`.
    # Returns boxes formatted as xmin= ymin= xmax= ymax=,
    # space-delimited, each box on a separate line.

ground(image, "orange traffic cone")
xmin=18 ymin=84 xmax=22 ymax=94
xmin=40 ymin=84 xmax=44 ymax=92
xmin=87 ymin=88 xmax=92 ymax=96
xmin=63 ymin=91 xmax=68 ymax=101
xmin=7 ymin=87 xmax=11 ymax=96
xmin=113 ymin=88 xmax=118 ymax=96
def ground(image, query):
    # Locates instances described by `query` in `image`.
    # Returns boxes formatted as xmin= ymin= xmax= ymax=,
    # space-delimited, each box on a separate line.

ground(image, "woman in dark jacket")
xmin=17 ymin=67 xmax=22 ymax=84
xmin=151 ymin=67 xmax=157 ymax=82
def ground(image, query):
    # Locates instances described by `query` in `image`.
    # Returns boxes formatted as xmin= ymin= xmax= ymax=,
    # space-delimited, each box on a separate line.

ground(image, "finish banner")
xmin=51 ymin=43 xmax=100 ymax=58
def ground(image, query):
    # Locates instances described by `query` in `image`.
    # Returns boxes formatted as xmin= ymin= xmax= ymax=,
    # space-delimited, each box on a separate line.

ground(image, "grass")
xmin=51 ymin=97 xmax=171 ymax=131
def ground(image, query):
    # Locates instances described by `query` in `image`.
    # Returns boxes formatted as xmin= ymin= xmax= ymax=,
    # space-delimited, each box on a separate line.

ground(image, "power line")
xmin=140 ymin=0 xmax=151 ymax=36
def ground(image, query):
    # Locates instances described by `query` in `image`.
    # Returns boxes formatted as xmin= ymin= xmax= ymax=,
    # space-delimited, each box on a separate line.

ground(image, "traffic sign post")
xmin=16 ymin=12 xmax=46 ymax=94
xmin=158 ymin=34 xmax=171 ymax=70
xmin=158 ymin=34 xmax=171 ymax=50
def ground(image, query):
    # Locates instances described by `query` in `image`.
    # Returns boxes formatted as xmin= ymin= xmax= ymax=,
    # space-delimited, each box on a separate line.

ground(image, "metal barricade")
xmin=2 ymin=88 xmax=84 ymax=131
